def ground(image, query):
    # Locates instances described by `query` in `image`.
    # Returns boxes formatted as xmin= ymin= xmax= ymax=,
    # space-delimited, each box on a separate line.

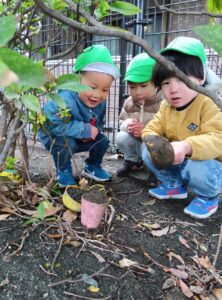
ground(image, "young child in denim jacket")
xmin=38 ymin=45 xmax=120 ymax=187
xmin=141 ymin=36 xmax=222 ymax=219
xmin=116 ymin=53 xmax=161 ymax=177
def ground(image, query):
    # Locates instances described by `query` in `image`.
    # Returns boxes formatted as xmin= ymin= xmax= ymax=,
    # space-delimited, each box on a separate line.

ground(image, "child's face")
xmin=128 ymin=81 xmax=156 ymax=105
xmin=80 ymin=71 xmax=113 ymax=108
xmin=160 ymin=76 xmax=203 ymax=108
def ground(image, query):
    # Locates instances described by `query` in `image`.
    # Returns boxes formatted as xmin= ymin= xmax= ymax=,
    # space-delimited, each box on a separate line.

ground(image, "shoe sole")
xmin=82 ymin=170 xmax=111 ymax=182
xmin=184 ymin=205 xmax=218 ymax=219
xmin=149 ymin=190 xmax=188 ymax=200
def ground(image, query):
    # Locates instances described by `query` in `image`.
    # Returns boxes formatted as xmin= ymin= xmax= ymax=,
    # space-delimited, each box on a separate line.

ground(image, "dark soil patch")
xmin=66 ymin=186 xmax=85 ymax=202
xmin=82 ymin=188 xmax=108 ymax=204
xmin=1 ymin=145 xmax=221 ymax=299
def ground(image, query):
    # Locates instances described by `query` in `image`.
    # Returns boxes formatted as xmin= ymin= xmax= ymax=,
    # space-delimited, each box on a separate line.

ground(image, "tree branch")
xmin=34 ymin=0 xmax=222 ymax=109
xmin=153 ymin=0 xmax=222 ymax=18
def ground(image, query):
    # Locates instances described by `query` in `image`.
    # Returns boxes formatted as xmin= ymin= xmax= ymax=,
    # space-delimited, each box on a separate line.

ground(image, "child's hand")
xmin=91 ymin=125 xmax=99 ymax=140
xmin=132 ymin=121 xmax=144 ymax=138
xmin=127 ymin=120 xmax=136 ymax=134
xmin=127 ymin=119 xmax=139 ymax=135
xmin=171 ymin=141 xmax=192 ymax=164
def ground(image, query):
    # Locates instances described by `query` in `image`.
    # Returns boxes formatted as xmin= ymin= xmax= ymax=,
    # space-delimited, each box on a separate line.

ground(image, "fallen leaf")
xmin=0 ymin=184 xmax=8 ymax=192
xmin=119 ymin=258 xmax=138 ymax=268
xmin=33 ymin=206 xmax=61 ymax=218
xmin=179 ymin=279 xmax=193 ymax=298
xmin=189 ymin=285 xmax=204 ymax=294
xmin=199 ymin=295 xmax=211 ymax=300
xmin=88 ymin=286 xmax=100 ymax=293
xmin=31 ymin=194 xmax=40 ymax=206
xmin=167 ymin=251 xmax=185 ymax=264
xmin=63 ymin=239 xmax=81 ymax=247
xmin=62 ymin=210 xmax=78 ymax=223
xmin=116 ymin=213 xmax=128 ymax=221
xmin=0 ymin=214 xmax=10 ymax=221
xmin=90 ymin=251 xmax=106 ymax=263
xmin=199 ymin=244 xmax=208 ymax=252
xmin=151 ymin=225 xmax=169 ymax=237
xmin=198 ymin=256 xmax=213 ymax=270
xmin=0 ymin=207 xmax=19 ymax=216
xmin=169 ymin=226 xmax=177 ymax=234
xmin=178 ymin=236 xmax=190 ymax=248
xmin=162 ymin=278 xmax=176 ymax=290
xmin=213 ymin=288 xmax=222 ymax=300
xmin=141 ymin=222 xmax=160 ymax=229
xmin=169 ymin=268 xmax=188 ymax=279
xmin=79 ymin=178 xmax=88 ymax=188
xmin=0 ymin=276 xmax=9 ymax=288
xmin=18 ymin=208 xmax=37 ymax=216
xmin=141 ymin=199 xmax=156 ymax=206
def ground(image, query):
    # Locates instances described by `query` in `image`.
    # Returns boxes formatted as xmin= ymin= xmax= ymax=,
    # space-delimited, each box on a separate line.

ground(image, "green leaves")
xmin=48 ymin=93 xmax=66 ymax=109
xmin=0 ymin=48 xmax=45 ymax=87
xmin=0 ymin=15 xmax=17 ymax=47
xmin=0 ymin=60 xmax=18 ymax=87
xmin=56 ymin=74 xmax=81 ymax=85
xmin=109 ymin=1 xmax=140 ymax=16
xmin=47 ymin=0 xmax=68 ymax=10
xmin=207 ymin=0 xmax=222 ymax=13
xmin=56 ymin=74 xmax=91 ymax=92
xmin=193 ymin=24 xmax=222 ymax=56
xmin=21 ymin=95 xmax=42 ymax=113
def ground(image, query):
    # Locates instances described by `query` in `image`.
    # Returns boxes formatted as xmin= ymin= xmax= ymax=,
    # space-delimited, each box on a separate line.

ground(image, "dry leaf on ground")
xmin=62 ymin=210 xmax=78 ymax=223
xmin=178 ymin=236 xmax=190 ymax=248
xmin=119 ymin=258 xmax=138 ymax=268
xmin=179 ymin=279 xmax=193 ymax=298
xmin=151 ymin=225 xmax=169 ymax=237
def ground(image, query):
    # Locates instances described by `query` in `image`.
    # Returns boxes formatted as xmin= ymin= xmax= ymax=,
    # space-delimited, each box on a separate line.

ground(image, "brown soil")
xmin=66 ymin=186 xmax=85 ymax=201
xmin=82 ymin=188 xmax=108 ymax=204
xmin=0 ymin=142 xmax=220 ymax=300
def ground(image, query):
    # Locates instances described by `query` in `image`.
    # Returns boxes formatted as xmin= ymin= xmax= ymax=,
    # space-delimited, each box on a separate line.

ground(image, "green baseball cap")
xmin=124 ymin=53 xmax=156 ymax=83
xmin=73 ymin=45 xmax=120 ymax=80
xmin=160 ymin=36 xmax=206 ymax=64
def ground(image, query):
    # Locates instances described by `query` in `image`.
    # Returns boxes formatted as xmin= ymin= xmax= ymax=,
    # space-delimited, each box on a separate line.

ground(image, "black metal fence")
xmin=39 ymin=0 xmax=222 ymax=151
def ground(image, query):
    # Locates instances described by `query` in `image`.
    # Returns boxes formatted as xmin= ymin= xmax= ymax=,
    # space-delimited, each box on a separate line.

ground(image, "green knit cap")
xmin=160 ymin=36 xmax=206 ymax=64
xmin=73 ymin=45 xmax=120 ymax=80
xmin=124 ymin=53 xmax=156 ymax=83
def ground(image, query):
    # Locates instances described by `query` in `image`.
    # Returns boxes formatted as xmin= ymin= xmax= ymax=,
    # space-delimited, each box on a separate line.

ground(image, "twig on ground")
xmin=116 ymin=189 xmax=143 ymax=195
xmin=0 ymin=243 xmax=9 ymax=255
xmin=213 ymin=224 xmax=222 ymax=267
xmin=117 ymin=282 xmax=125 ymax=300
xmin=64 ymin=291 xmax=111 ymax=300
xmin=140 ymin=246 xmax=168 ymax=270
xmin=50 ymin=222 xmax=64 ymax=273
xmin=49 ymin=264 xmax=110 ymax=287
xmin=4 ymin=226 xmax=36 ymax=259
xmin=39 ymin=264 xmax=57 ymax=276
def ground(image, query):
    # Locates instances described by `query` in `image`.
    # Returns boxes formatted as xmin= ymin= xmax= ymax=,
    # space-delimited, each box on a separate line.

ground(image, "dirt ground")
xmin=0 ymin=142 xmax=221 ymax=300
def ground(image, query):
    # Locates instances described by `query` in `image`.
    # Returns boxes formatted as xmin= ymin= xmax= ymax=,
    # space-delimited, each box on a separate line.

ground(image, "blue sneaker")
xmin=82 ymin=163 xmax=112 ymax=182
xmin=184 ymin=196 xmax=219 ymax=219
xmin=149 ymin=184 xmax=187 ymax=199
xmin=57 ymin=169 xmax=77 ymax=188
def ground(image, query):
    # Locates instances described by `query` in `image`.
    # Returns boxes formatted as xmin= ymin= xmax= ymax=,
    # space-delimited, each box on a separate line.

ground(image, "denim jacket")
xmin=38 ymin=90 xmax=106 ymax=145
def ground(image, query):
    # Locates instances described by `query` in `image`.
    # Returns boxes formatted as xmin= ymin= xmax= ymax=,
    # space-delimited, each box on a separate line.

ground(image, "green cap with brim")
xmin=73 ymin=45 xmax=120 ymax=80
xmin=124 ymin=53 xmax=156 ymax=83
xmin=160 ymin=36 xmax=206 ymax=64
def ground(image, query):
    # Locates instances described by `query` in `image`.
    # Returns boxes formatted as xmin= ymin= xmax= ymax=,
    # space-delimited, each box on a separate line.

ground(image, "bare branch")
xmin=153 ymin=0 xmax=222 ymax=18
